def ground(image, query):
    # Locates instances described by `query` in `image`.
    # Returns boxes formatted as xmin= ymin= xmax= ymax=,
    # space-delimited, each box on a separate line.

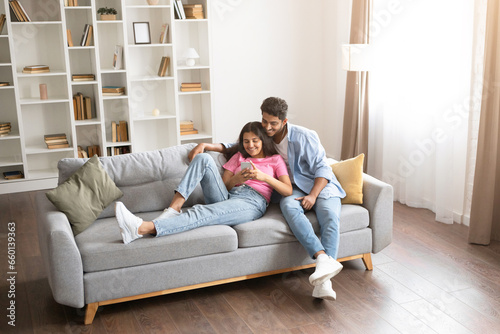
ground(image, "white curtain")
xmin=367 ymin=0 xmax=474 ymax=224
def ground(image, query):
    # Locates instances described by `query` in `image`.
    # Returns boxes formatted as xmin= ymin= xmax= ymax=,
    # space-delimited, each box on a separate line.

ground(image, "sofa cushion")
xmin=46 ymin=155 xmax=123 ymax=236
xmin=233 ymin=203 xmax=369 ymax=248
xmin=75 ymin=210 xmax=238 ymax=272
xmin=331 ymin=153 xmax=364 ymax=204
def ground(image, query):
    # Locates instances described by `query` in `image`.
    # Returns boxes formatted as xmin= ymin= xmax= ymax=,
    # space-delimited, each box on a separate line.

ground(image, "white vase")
xmin=147 ymin=0 xmax=159 ymax=5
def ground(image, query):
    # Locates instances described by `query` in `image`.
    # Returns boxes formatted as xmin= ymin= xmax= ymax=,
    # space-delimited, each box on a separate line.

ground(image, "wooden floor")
xmin=1 ymin=191 xmax=500 ymax=334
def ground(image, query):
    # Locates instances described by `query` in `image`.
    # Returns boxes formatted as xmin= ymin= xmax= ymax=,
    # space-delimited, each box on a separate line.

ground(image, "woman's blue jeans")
xmin=153 ymin=153 xmax=267 ymax=237
xmin=280 ymin=185 xmax=341 ymax=259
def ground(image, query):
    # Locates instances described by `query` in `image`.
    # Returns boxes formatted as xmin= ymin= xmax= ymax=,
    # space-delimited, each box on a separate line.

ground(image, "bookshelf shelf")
xmin=20 ymin=97 xmax=70 ymax=105
xmin=0 ymin=0 xmax=214 ymax=194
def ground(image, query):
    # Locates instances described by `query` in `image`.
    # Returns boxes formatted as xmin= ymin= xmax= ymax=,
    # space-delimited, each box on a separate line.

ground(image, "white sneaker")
xmin=115 ymin=202 xmax=143 ymax=244
xmin=154 ymin=207 xmax=181 ymax=221
xmin=309 ymin=256 xmax=343 ymax=286
xmin=312 ymin=280 xmax=336 ymax=300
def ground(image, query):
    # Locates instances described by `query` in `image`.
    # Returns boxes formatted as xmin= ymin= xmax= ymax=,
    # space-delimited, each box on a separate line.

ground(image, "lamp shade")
xmin=184 ymin=48 xmax=200 ymax=59
xmin=342 ymin=44 xmax=373 ymax=71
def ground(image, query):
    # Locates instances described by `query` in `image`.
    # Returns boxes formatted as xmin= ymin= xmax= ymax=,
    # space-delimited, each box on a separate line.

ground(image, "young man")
xmin=189 ymin=97 xmax=346 ymax=300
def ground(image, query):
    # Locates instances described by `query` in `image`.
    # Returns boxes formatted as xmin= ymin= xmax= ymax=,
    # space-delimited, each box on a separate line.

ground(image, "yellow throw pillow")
xmin=331 ymin=153 xmax=364 ymax=204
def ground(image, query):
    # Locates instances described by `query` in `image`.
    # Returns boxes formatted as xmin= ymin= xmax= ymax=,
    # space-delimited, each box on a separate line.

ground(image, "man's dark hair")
xmin=260 ymin=97 xmax=288 ymax=121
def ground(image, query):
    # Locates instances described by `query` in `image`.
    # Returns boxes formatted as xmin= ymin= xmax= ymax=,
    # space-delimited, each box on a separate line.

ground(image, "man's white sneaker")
xmin=154 ymin=207 xmax=181 ymax=221
xmin=312 ymin=280 xmax=336 ymax=300
xmin=115 ymin=202 xmax=143 ymax=244
xmin=309 ymin=256 xmax=343 ymax=286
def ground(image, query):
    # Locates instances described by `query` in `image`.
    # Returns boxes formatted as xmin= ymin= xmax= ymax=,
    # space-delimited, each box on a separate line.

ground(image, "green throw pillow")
xmin=46 ymin=155 xmax=123 ymax=235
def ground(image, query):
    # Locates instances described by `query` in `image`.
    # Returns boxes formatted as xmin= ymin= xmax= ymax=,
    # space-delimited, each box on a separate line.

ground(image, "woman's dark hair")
xmin=223 ymin=121 xmax=277 ymax=161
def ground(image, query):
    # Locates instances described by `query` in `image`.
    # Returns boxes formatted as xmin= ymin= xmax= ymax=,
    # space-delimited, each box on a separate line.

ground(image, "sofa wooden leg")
xmin=84 ymin=303 xmax=99 ymax=325
xmin=362 ymin=253 xmax=373 ymax=270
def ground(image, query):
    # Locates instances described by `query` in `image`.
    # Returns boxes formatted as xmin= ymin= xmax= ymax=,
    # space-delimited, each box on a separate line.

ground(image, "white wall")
xmin=210 ymin=0 xmax=351 ymax=158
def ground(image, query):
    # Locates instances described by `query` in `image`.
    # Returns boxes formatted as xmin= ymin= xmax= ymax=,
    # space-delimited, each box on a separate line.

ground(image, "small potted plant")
xmin=97 ymin=7 xmax=118 ymax=21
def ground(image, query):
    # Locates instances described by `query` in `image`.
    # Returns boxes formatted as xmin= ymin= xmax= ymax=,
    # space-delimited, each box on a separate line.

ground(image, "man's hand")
xmin=295 ymin=194 xmax=317 ymax=211
xmin=188 ymin=143 xmax=206 ymax=161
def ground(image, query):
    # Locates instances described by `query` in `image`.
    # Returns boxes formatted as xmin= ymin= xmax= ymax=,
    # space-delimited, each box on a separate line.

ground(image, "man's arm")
xmin=188 ymin=143 xmax=226 ymax=161
xmin=296 ymin=177 xmax=328 ymax=210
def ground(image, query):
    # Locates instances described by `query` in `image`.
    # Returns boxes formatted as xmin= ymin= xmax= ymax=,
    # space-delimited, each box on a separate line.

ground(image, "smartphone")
xmin=241 ymin=161 xmax=252 ymax=170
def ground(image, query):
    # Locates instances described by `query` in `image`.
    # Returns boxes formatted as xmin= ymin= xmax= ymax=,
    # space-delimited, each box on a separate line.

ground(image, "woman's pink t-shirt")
xmin=223 ymin=152 xmax=289 ymax=202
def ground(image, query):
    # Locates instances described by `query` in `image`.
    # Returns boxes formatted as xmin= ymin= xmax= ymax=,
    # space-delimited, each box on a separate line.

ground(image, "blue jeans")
xmin=153 ymin=153 xmax=267 ymax=237
xmin=280 ymin=185 xmax=341 ymax=259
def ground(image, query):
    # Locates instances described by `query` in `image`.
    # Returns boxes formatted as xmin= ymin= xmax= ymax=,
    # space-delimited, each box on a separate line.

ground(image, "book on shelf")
xmin=0 ymin=82 xmax=10 ymax=86
xmin=77 ymin=146 xmax=88 ymax=158
xmin=67 ymin=29 xmax=74 ymax=47
xmin=180 ymin=82 xmax=202 ymax=92
xmin=65 ymin=0 xmax=79 ymax=7
xmin=113 ymin=45 xmax=123 ymax=70
xmin=180 ymin=120 xmax=194 ymax=130
xmin=108 ymin=146 xmax=130 ymax=156
xmin=173 ymin=0 xmax=181 ymax=19
xmin=80 ymin=24 xmax=93 ymax=47
xmin=157 ymin=56 xmax=170 ymax=77
xmin=181 ymin=82 xmax=202 ymax=88
xmin=102 ymin=86 xmax=125 ymax=95
xmin=176 ymin=0 xmax=186 ymax=19
xmin=72 ymin=74 xmax=95 ymax=81
xmin=183 ymin=4 xmax=204 ymax=19
xmin=180 ymin=129 xmax=199 ymax=135
xmin=180 ymin=120 xmax=198 ymax=135
xmin=44 ymin=133 xmax=69 ymax=149
xmin=87 ymin=145 xmax=100 ymax=157
xmin=159 ymin=23 xmax=169 ymax=43
xmin=3 ymin=171 xmax=24 ymax=180
xmin=0 ymin=14 xmax=6 ymax=34
xmin=22 ymin=65 xmax=50 ymax=74
xmin=9 ymin=0 xmax=30 ymax=22
xmin=0 ymin=122 xmax=12 ymax=136
xmin=111 ymin=121 xmax=128 ymax=142
xmin=73 ymin=93 xmax=93 ymax=120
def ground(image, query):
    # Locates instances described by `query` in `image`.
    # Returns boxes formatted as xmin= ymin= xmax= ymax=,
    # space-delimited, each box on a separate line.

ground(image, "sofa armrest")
xmin=361 ymin=174 xmax=394 ymax=253
xmin=36 ymin=192 xmax=85 ymax=308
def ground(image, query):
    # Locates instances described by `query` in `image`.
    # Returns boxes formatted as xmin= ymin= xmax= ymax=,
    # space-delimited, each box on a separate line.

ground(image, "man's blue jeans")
xmin=280 ymin=185 xmax=341 ymax=259
xmin=153 ymin=153 xmax=267 ymax=237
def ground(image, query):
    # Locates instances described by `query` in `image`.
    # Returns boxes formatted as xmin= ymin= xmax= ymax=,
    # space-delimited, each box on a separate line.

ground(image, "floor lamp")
xmin=342 ymin=44 xmax=372 ymax=153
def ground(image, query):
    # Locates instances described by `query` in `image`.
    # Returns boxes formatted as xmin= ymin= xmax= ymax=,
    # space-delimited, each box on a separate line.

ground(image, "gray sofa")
xmin=36 ymin=143 xmax=393 ymax=325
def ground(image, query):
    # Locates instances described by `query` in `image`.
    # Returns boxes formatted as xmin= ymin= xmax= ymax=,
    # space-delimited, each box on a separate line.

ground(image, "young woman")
xmin=115 ymin=121 xmax=293 ymax=244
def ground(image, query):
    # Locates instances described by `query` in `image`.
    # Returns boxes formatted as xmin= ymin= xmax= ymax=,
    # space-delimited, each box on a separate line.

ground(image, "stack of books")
xmin=102 ymin=86 xmax=125 ymax=96
xmin=111 ymin=121 xmax=129 ymax=142
xmin=44 ymin=133 xmax=69 ymax=149
xmin=0 ymin=122 xmax=11 ymax=136
xmin=180 ymin=82 xmax=202 ymax=92
xmin=3 ymin=171 xmax=24 ymax=180
xmin=80 ymin=24 xmax=93 ymax=46
xmin=22 ymin=65 xmax=50 ymax=74
xmin=158 ymin=56 xmax=170 ymax=77
xmin=180 ymin=120 xmax=198 ymax=135
xmin=78 ymin=145 xmax=100 ymax=158
xmin=9 ymin=0 xmax=30 ymax=22
xmin=183 ymin=4 xmax=204 ymax=19
xmin=73 ymin=93 xmax=93 ymax=120
xmin=107 ymin=146 xmax=130 ymax=156
xmin=72 ymin=74 xmax=95 ymax=82
xmin=0 ymin=14 xmax=6 ymax=34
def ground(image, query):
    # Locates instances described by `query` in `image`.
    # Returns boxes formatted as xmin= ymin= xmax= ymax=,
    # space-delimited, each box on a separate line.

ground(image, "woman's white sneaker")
xmin=115 ymin=202 xmax=143 ymax=244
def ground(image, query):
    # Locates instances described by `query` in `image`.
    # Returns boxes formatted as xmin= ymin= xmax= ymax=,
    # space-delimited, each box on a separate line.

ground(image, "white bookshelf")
xmin=0 ymin=0 xmax=214 ymax=194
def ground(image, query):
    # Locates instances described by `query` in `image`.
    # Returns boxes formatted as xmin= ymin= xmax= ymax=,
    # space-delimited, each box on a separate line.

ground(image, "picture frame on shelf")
xmin=133 ymin=22 xmax=151 ymax=45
